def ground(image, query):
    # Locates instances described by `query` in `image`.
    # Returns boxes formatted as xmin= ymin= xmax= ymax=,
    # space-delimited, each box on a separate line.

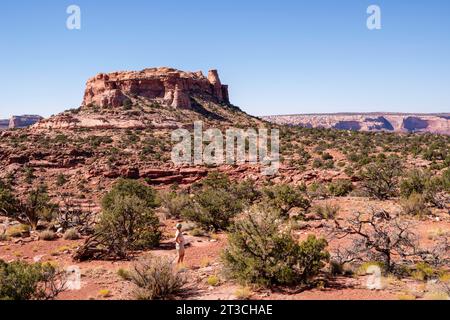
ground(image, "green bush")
xmin=56 ymin=174 xmax=68 ymax=187
xmin=97 ymin=195 xmax=161 ymax=253
xmin=6 ymin=224 xmax=30 ymax=238
xmin=400 ymin=169 xmax=448 ymax=208
xmin=441 ymin=168 xmax=450 ymax=192
xmin=262 ymin=184 xmax=310 ymax=216
xmin=181 ymin=173 xmax=253 ymax=231
xmin=223 ymin=210 xmax=329 ymax=287
xmin=328 ymin=179 xmax=353 ymax=197
xmin=361 ymin=156 xmax=403 ymax=199
xmin=158 ymin=191 xmax=191 ymax=219
xmin=102 ymin=179 xmax=158 ymax=211
xmin=0 ymin=184 xmax=56 ymax=230
xmin=77 ymin=180 xmax=162 ymax=260
xmin=181 ymin=187 xmax=243 ymax=231
xmin=0 ymin=260 xmax=65 ymax=300
xmin=312 ymin=203 xmax=340 ymax=220
xmin=400 ymin=170 xmax=429 ymax=198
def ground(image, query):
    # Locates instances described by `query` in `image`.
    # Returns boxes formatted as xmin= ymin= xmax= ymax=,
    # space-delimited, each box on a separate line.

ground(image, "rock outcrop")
xmin=263 ymin=113 xmax=450 ymax=135
xmin=82 ymin=67 xmax=230 ymax=109
xmin=0 ymin=119 xmax=9 ymax=130
xmin=0 ymin=115 xmax=43 ymax=130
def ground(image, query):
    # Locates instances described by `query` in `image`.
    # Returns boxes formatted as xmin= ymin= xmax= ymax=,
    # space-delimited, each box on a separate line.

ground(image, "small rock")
xmin=33 ymin=255 xmax=46 ymax=262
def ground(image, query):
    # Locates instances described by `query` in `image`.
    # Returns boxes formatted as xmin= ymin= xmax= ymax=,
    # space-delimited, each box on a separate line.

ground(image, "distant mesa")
xmin=263 ymin=113 xmax=450 ymax=135
xmin=0 ymin=115 xmax=43 ymax=130
xmin=82 ymin=67 xmax=230 ymax=109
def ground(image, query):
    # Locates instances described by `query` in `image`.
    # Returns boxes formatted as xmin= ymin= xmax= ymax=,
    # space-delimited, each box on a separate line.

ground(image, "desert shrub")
xmin=189 ymin=228 xmax=206 ymax=237
xmin=223 ymin=210 xmax=329 ymax=287
xmin=117 ymin=268 xmax=131 ymax=281
xmin=234 ymin=286 xmax=252 ymax=300
xmin=261 ymin=184 xmax=310 ymax=216
xmin=232 ymin=179 xmax=261 ymax=205
xmin=411 ymin=262 xmax=436 ymax=281
xmin=39 ymin=230 xmax=57 ymax=241
xmin=442 ymin=168 xmax=450 ymax=191
xmin=96 ymin=195 xmax=161 ymax=253
xmin=312 ymin=158 xmax=323 ymax=168
xmin=0 ymin=184 xmax=56 ymax=230
xmin=127 ymin=255 xmax=186 ymax=300
xmin=56 ymin=196 xmax=95 ymax=235
xmin=98 ymin=289 xmax=111 ymax=298
xmin=6 ymin=224 xmax=30 ymax=238
xmin=361 ymin=156 xmax=403 ymax=199
xmin=63 ymin=228 xmax=80 ymax=240
xmin=308 ymin=182 xmax=330 ymax=199
xmin=330 ymin=208 xmax=447 ymax=272
xmin=0 ymin=260 xmax=66 ymax=300
xmin=328 ymin=179 xmax=353 ymax=197
xmin=207 ymin=275 xmax=220 ymax=287
xmin=56 ymin=174 xmax=67 ymax=187
xmin=329 ymin=260 xmax=345 ymax=276
xmin=312 ymin=203 xmax=339 ymax=220
xmin=400 ymin=170 xmax=429 ymax=198
xmin=158 ymin=190 xmax=191 ymax=219
xmin=181 ymin=173 xmax=250 ymax=231
xmin=123 ymin=99 xmax=132 ymax=110
xmin=0 ymin=181 xmax=17 ymax=214
xmin=401 ymin=193 xmax=431 ymax=218
xmin=74 ymin=180 xmax=161 ymax=261
xmin=24 ymin=167 xmax=36 ymax=184
xmin=181 ymin=187 xmax=243 ymax=231
xmin=321 ymin=152 xmax=333 ymax=161
xmin=102 ymin=179 xmax=158 ymax=211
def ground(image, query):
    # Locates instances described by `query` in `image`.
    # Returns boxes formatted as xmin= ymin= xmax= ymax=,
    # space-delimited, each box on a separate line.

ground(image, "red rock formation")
xmin=0 ymin=115 xmax=42 ymax=130
xmin=82 ymin=67 xmax=230 ymax=109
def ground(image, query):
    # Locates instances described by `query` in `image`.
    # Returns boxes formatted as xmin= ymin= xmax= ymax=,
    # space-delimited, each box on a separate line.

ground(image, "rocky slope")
xmin=263 ymin=113 xmax=450 ymax=135
xmin=0 ymin=115 xmax=42 ymax=130
xmin=0 ymin=67 xmax=267 ymax=207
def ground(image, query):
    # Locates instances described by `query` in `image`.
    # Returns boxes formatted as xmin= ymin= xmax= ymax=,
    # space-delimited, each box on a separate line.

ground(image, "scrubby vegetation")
xmin=179 ymin=173 xmax=254 ymax=231
xmin=125 ymin=255 xmax=186 ymax=300
xmin=0 ymin=260 xmax=66 ymax=300
xmin=74 ymin=179 xmax=161 ymax=261
xmin=0 ymin=183 xmax=56 ymax=230
xmin=0 ymin=118 xmax=449 ymax=300
xmin=331 ymin=208 xmax=449 ymax=273
xmin=360 ymin=156 xmax=403 ymax=200
xmin=223 ymin=209 xmax=329 ymax=287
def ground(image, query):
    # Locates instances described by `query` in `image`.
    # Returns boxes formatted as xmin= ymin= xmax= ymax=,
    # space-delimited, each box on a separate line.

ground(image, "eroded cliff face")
xmin=82 ymin=67 xmax=230 ymax=109
xmin=263 ymin=113 xmax=450 ymax=135
xmin=0 ymin=115 xmax=42 ymax=130
xmin=0 ymin=119 xmax=9 ymax=130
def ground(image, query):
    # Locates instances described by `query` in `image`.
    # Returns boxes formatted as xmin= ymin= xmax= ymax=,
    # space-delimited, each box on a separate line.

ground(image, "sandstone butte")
xmin=82 ymin=67 xmax=230 ymax=109
xmin=0 ymin=115 xmax=43 ymax=130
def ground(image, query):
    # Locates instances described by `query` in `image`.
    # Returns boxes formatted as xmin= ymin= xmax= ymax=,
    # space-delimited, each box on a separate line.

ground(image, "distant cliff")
xmin=0 ymin=115 xmax=43 ymax=130
xmin=262 ymin=113 xmax=450 ymax=135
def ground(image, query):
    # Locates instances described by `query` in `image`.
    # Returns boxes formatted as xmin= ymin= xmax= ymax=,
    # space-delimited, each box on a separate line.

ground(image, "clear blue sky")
xmin=1 ymin=0 xmax=449 ymax=118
